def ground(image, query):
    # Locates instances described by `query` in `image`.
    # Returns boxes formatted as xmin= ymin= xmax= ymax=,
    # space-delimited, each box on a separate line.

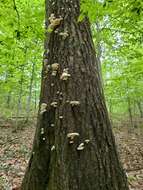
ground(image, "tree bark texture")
xmin=21 ymin=0 xmax=129 ymax=189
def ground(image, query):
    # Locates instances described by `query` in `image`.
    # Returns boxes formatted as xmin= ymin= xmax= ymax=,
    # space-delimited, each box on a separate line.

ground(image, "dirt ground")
xmin=0 ymin=123 xmax=143 ymax=190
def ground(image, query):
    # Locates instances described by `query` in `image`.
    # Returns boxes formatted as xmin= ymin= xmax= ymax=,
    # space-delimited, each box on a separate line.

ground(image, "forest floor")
xmin=0 ymin=119 xmax=143 ymax=190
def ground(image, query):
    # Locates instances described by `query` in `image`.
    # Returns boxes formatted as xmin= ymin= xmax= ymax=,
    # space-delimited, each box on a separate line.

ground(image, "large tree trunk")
xmin=21 ymin=0 xmax=129 ymax=189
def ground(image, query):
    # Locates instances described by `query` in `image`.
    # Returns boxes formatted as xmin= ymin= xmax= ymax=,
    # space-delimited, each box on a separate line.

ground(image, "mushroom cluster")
xmin=40 ymin=103 xmax=47 ymax=114
xmin=51 ymin=63 xmax=59 ymax=76
xmin=60 ymin=68 xmax=71 ymax=80
xmin=48 ymin=13 xmax=63 ymax=31
xmin=50 ymin=101 xmax=58 ymax=108
xmin=70 ymin=101 xmax=80 ymax=107
xmin=67 ymin=132 xmax=79 ymax=144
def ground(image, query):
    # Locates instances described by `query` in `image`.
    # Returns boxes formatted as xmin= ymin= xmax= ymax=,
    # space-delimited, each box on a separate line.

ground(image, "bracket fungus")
xmin=50 ymin=101 xmax=58 ymax=108
xmin=51 ymin=145 xmax=55 ymax=151
xmin=77 ymin=143 xmax=84 ymax=151
xmin=51 ymin=63 xmax=59 ymax=76
xmin=60 ymin=68 xmax=71 ymax=80
xmin=59 ymin=31 xmax=69 ymax=39
xmin=85 ymin=139 xmax=90 ymax=144
xmin=70 ymin=101 xmax=80 ymax=106
xmin=69 ymin=140 xmax=74 ymax=144
xmin=51 ymin=63 xmax=59 ymax=71
xmin=48 ymin=14 xmax=63 ymax=31
xmin=51 ymin=71 xmax=57 ymax=76
xmin=59 ymin=116 xmax=63 ymax=119
xmin=40 ymin=103 xmax=47 ymax=114
xmin=40 ymin=128 xmax=44 ymax=135
xmin=67 ymin=132 xmax=79 ymax=140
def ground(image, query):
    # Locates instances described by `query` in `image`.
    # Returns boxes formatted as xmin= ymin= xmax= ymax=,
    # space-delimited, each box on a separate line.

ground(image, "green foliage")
xmin=83 ymin=0 xmax=143 ymax=117
xmin=0 ymin=0 xmax=142 ymax=121
xmin=0 ymin=0 xmax=44 ymax=116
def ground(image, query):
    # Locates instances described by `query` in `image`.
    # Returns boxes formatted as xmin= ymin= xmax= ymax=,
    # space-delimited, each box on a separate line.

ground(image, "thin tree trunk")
xmin=127 ymin=97 xmax=134 ymax=130
xmin=136 ymin=101 xmax=143 ymax=118
xmin=22 ymin=0 xmax=129 ymax=189
xmin=6 ymin=91 xmax=12 ymax=108
xmin=34 ymin=79 xmax=37 ymax=112
xmin=15 ymin=66 xmax=24 ymax=130
xmin=26 ymin=62 xmax=35 ymax=121
xmin=15 ymin=48 xmax=27 ymax=130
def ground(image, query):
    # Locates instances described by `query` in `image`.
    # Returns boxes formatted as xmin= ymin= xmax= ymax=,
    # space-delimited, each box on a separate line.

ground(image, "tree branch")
xmin=12 ymin=0 xmax=20 ymax=28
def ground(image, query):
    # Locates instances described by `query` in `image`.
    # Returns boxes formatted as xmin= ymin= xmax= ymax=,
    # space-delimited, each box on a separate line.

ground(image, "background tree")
xmin=21 ymin=0 xmax=129 ymax=189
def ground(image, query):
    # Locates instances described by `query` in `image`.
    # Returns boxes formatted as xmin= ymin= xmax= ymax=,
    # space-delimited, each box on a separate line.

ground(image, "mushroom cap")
xmin=67 ymin=133 xmax=79 ymax=138
xmin=77 ymin=146 xmax=84 ymax=150
xmin=70 ymin=101 xmax=80 ymax=106
xmin=85 ymin=139 xmax=90 ymax=143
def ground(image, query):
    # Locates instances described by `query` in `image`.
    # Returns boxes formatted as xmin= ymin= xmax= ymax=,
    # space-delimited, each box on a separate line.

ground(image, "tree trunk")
xmin=21 ymin=0 xmax=129 ymax=189
xmin=15 ymin=65 xmax=24 ymax=130
xmin=26 ymin=62 xmax=35 ymax=121
xmin=95 ymin=21 xmax=102 ymax=83
xmin=6 ymin=91 xmax=12 ymax=108
xmin=127 ymin=97 xmax=134 ymax=130
xmin=34 ymin=80 xmax=37 ymax=112
xmin=136 ymin=101 xmax=143 ymax=118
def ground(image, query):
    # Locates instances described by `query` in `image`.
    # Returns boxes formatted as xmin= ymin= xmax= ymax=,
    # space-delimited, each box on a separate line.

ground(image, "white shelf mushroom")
xmin=59 ymin=31 xmax=69 ymax=39
xmin=77 ymin=143 xmax=84 ymax=151
xmin=67 ymin=132 xmax=79 ymax=140
xmin=40 ymin=103 xmax=47 ymax=114
xmin=51 ymin=63 xmax=59 ymax=71
xmin=51 ymin=71 xmax=57 ymax=76
xmin=50 ymin=102 xmax=58 ymax=107
xmin=59 ymin=116 xmax=63 ymax=119
xmin=85 ymin=139 xmax=90 ymax=144
xmin=48 ymin=14 xmax=63 ymax=31
xmin=51 ymin=145 xmax=55 ymax=151
xmin=70 ymin=101 xmax=80 ymax=106
xmin=60 ymin=68 xmax=71 ymax=80
xmin=51 ymin=63 xmax=59 ymax=76
xmin=40 ymin=128 xmax=44 ymax=134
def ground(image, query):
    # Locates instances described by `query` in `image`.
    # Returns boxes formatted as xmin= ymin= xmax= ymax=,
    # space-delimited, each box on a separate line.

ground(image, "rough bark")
xmin=21 ymin=0 xmax=129 ymax=189
xmin=95 ymin=21 xmax=102 ymax=83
